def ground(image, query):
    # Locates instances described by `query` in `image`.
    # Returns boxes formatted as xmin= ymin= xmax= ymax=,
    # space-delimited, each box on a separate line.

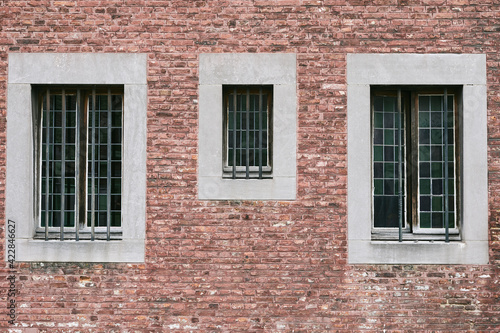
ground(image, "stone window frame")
xmin=6 ymin=53 xmax=147 ymax=262
xmin=347 ymin=53 xmax=488 ymax=264
xmin=198 ymin=53 xmax=297 ymax=200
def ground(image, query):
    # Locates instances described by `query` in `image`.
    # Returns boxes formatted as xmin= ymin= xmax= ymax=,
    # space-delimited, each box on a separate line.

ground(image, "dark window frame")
xmin=371 ymin=85 xmax=462 ymax=241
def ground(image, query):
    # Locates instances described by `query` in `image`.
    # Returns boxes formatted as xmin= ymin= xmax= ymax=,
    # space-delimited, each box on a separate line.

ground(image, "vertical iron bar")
xmin=91 ymin=89 xmax=96 ymax=241
xmin=44 ymin=90 xmax=51 ymax=241
xmin=258 ymin=87 xmax=263 ymax=179
xmin=75 ymin=89 xmax=80 ymax=241
xmin=60 ymin=89 xmax=66 ymax=241
xmin=444 ymin=89 xmax=449 ymax=242
xmin=232 ymin=88 xmax=237 ymax=179
xmin=246 ymin=88 xmax=250 ymax=179
xmin=107 ymin=90 xmax=112 ymax=241
xmin=397 ymin=89 xmax=403 ymax=242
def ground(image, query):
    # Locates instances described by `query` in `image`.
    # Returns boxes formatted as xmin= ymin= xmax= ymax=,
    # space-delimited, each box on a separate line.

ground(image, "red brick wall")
xmin=0 ymin=0 xmax=499 ymax=331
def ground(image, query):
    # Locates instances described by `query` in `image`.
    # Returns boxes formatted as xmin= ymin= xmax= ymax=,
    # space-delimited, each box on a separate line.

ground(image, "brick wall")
xmin=0 ymin=0 xmax=499 ymax=331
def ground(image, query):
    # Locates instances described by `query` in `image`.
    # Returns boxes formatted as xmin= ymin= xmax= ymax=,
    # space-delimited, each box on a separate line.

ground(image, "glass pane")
xmin=419 ymin=146 xmax=430 ymax=161
xmin=431 ymin=162 xmax=443 ymax=178
xmin=112 ymin=111 xmax=122 ymax=127
xmin=374 ymin=112 xmax=383 ymax=128
xmin=384 ymin=146 xmax=394 ymax=162
xmin=373 ymin=163 xmax=383 ymax=178
xmin=418 ymin=94 xmax=457 ymax=230
xmin=111 ymin=212 xmax=121 ymax=227
xmin=111 ymin=178 xmax=121 ymax=194
xmin=374 ymin=196 xmax=399 ymax=228
xmin=87 ymin=92 xmax=122 ymax=228
xmin=372 ymin=95 xmax=405 ymax=229
xmin=41 ymin=92 xmax=77 ymax=228
xmin=420 ymin=213 xmax=431 ymax=228
xmin=373 ymin=129 xmax=383 ymax=145
xmin=374 ymin=179 xmax=383 ymax=195
xmin=384 ymin=163 xmax=395 ymax=178
xmin=419 ymin=111 xmax=429 ymax=127
xmin=419 ymin=129 xmax=429 ymax=144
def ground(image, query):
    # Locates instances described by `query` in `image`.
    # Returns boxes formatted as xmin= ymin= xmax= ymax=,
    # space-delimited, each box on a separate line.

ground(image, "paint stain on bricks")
xmin=79 ymin=276 xmax=95 ymax=287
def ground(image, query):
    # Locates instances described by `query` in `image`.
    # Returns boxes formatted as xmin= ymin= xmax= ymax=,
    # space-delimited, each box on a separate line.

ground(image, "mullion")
xmin=232 ymin=88 xmax=237 ymax=179
xmin=397 ymin=89 xmax=403 ymax=242
xmin=258 ymin=88 xmax=263 ymax=178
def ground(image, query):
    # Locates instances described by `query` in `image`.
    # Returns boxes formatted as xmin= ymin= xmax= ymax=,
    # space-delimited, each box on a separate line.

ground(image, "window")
xmin=198 ymin=53 xmax=296 ymax=200
xmin=347 ymin=54 xmax=488 ymax=264
xmin=34 ymin=87 xmax=123 ymax=241
xmin=6 ymin=53 xmax=147 ymax=262
xmin=223 ymin=85 xmax=273 ymax=179
xmin=372 ymin=87 xmax=460 ymax=241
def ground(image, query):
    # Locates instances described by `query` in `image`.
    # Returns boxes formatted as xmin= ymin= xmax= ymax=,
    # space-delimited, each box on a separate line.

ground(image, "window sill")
xmin=349 ymin=239 xmax=488 ymax=265
xmin=15 ymin=238 xmax=144 ymax=263
xmin=371 ymin=233 xmax=461 ymax=242
xmin=222 ymin=173 xmax=273 ymax=180
xmin=33 ymin=232 xmax=123 ymax=241
xmin=198 ymin=176 xmax=295 ymax=200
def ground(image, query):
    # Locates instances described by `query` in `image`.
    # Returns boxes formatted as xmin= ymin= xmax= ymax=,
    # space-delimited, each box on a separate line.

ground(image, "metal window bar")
xmin=397 ymin=89 xmax=403 ymax=242
xmin=44 ymin=89 xmax=50 ymax=241
xmin=60 ymin=89 xmax=66 ymax=241
xmin=246 ymin=88 xmax=250 ymax=179
xmin=443 ymin=89 xmax=449 ymax=242
xmin=75 ymin=89 xmax=81 ymax=241
xmin=228 ymin=87 xmax=269 ymax=179
xmin=39 ymin=87 xmax=122 ymax=241
xmin=232 ymin=87 xmax=237 ymax=179
xmin=107 ymin=89 xmax=112 ymax=241
xmin=90 ymin=88 xmax=96 ymax=241
xmin=258 ymin=87 xmax=263 ymax=179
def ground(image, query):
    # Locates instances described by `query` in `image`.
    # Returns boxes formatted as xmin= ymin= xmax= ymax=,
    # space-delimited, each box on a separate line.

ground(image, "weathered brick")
xmin=0 ymin=1 xmax=499 ymax=331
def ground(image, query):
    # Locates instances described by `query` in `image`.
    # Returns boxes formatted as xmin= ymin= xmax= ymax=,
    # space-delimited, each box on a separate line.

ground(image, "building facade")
xmin=1 ymin=0 xmax=499 ymax=331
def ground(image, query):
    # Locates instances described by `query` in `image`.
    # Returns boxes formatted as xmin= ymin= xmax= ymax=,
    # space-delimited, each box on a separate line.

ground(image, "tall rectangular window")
xmin=223 ymin=85 xmax=273 ymax=179
xmin=36 ymin=86 xmax=123 ymax=241
xmin=372 ymin=87 xmax=460 ymax=241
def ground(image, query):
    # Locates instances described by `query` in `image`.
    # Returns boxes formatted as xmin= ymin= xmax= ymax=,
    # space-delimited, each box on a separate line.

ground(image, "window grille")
xmin=37 ymin=86 xmax=123 ymax=241
xmin=224 ymin=85 xmax=273 ymax=179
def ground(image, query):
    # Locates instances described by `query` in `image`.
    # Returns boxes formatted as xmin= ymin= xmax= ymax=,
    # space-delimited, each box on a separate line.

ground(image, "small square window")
xmin=198 ymin=53 xmax=296 ymax=200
